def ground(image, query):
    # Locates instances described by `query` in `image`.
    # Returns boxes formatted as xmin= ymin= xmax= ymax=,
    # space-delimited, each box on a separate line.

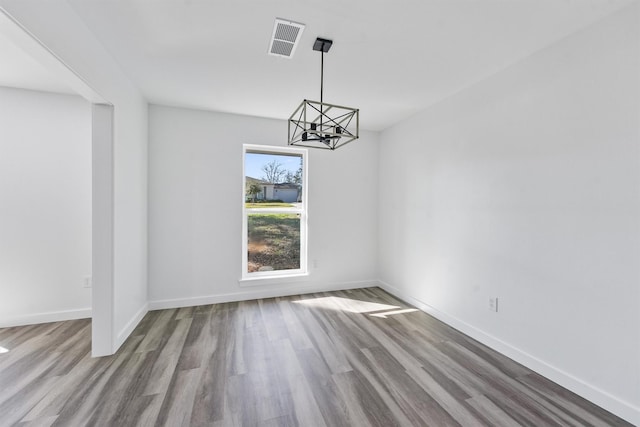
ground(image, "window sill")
xmin=238 ymin=272 xmax=310 ymax=287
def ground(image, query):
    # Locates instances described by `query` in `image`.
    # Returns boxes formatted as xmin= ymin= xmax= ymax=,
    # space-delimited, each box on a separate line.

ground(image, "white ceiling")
xmin=2 ymin=0 xmax=634 ymax=130
xmin=0 ymin=30 xmax=72 ymax=94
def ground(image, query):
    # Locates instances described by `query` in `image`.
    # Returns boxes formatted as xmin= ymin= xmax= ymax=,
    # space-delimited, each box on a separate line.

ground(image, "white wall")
xmin=378 ymin=5 xmax=639 ymax=425
xmin=0 ymin=2 xmax=149 ymax=353
xmin=0 ymin=87 xmax=91 ymax=326
xmin=148 ymin=105 xmax=378 ymax=306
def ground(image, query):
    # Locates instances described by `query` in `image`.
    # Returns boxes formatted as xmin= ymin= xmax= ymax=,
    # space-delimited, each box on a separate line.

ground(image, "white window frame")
xmin=241 ymin=144 xmax=308 ymax=282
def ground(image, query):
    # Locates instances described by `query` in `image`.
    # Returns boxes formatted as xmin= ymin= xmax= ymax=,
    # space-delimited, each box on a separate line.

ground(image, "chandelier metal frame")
xmin=288 ymin=38 xmax=359 ymax=150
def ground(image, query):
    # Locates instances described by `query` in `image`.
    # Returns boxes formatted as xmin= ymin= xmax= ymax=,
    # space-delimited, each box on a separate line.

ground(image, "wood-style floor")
xmin=0 ymin=287 xmax=631 ymax=426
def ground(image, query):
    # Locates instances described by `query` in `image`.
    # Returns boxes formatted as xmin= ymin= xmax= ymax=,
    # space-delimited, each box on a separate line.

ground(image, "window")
xmin=242 ymin=145 xmax=307 ymax=279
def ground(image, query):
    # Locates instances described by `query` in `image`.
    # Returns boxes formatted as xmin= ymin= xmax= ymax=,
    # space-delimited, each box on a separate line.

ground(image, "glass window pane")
xmin=245 ymin=152 xmax=302 ymax=208
xmin=247 ymin=213 xmax=301 ymax=273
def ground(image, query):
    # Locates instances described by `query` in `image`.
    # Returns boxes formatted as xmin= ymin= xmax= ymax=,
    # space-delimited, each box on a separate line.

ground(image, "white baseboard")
xmin=114 ymin=302 xmax=148 ymax=352
xmin=377 ymin=280 xmax=640 ymax=426
xmin=148 ymin=280 xmax=377 ymax=311
xmin=0 ymin=308 xmax=91 ymax=328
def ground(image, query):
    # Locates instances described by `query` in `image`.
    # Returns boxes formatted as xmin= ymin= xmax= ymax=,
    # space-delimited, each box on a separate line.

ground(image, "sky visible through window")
xmin=245 ymin=152 xmax=301 ymax=181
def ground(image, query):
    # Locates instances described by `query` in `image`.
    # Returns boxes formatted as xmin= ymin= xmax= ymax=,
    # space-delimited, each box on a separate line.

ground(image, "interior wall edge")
xmin=377 ymin=280 xmax=640 ymax=426
xmin=113 ymin=302 xmax=148 ymax=354
xmin=147 ymin=279 xmax=379 ymax=311
xmin=0 ymin=308 xmax=91 ymax=329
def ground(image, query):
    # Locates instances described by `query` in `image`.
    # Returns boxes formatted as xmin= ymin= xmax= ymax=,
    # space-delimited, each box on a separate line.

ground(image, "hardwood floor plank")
xmin=135 ymin=309 xmax=177 ymax=353
xmin=345 ymin=348 xmax=423 ymax=427
xmin=0 ymin=351 xmax=60 ymax=408
xmin=476 ymin=390 xmax=571 ymax=427
xmin=370 ymin=317 xmax=482 ymax=402
xmin=229 ymin=301 xmax=248 ymax=376
xmin=51 ymin=352 xmax=126 ymax=426
xmin=466 ymin=394 xmax=522 ymax=427
xmin=0 ymin=323 xmax=56 ymax=351
xmin=0 ymin=376 xmax=60 ymax=426
xmin=175 ymin=306 xmax=196 ymax=320
xmin=0 ymin=287 xmax=632 ymax=426
xmin=359 ymin=346 xmax=458 ymax=427
xmin=516 ymin=373 xmax=625 ymax=427
xmin=439 ymin=340 xmax=593 ymax=425
xmin=294 ymin=347 xmax=350 ymax=427
xmin=242 ymin=334 xmax=291 ymax=422
xmin=333 ymin=369 xmax=407 ymax=427
xmin=409 ymin=363 xmax=490 ymax=426
xmin=20 ymin=353 xmax=104 ymax=422
xmin=143 ymin=318 xmax=192 ymax=396
xmin=340 ymin=307 xmax=424 ymax=374
xmin=331 ymin=371 xmax=378 ymax=427
xmin=277 ymin=298 xmax=314 ymax=351
xmin=258 ymin=298 xmax=289 ymax=343
xmin=176 ymin=311 xmax=214 ymax=371
xmin=85 ymin=352 xmax=155 ymax=426
xmin=0 ymin=332 xmax=58 ymax=375
xmin=156 ymin=368 xmax=201 ymax=426
xmin=15 ymin=415 xmax=59 ymax=427
xmin=276 ymin=338 xmax=327 ymax=426
xmin=109 ymin=394 xmax=159 ymax=427
xmin=293 ymin=300 xmax=352 ymax=375
xmin=260 ymin=413 xmax=299 ymax=427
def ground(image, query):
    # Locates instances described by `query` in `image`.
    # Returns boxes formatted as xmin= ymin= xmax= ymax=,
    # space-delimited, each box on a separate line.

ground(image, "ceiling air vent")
xmin=268 ymin=18 xmax=305 ymax=58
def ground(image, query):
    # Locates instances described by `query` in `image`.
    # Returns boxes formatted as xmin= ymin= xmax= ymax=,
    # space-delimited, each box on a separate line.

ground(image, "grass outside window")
xmin=247 ymin=213 xmax=300 ymax=272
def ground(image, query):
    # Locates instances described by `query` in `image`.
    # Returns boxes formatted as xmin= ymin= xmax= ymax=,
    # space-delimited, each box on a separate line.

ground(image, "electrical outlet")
xmin=83 ymin=276 xmax=92 ymax=288
xmin=489 ymin=297 xmax=498 ymax=312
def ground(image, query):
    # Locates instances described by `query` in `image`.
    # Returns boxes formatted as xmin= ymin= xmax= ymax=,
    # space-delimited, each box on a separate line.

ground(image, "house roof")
xmin=246 ymin=177 xmax=300 ymax=188
xmin=246 ymin=176 xmax=268 ymax=186
xmin=274 ymin=183 xmax=301 ymax=189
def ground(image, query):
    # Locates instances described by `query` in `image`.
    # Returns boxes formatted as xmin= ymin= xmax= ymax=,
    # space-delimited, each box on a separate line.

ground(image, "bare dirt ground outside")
xmin=247 ymin=213 xmax=300 ymax=272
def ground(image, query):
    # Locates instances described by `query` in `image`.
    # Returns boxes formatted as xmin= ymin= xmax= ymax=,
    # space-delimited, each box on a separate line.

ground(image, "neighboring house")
xmin=273 ymin=183 xmax=301 ymax=203
xmin=245 ymin=176 xmax=301 ymax=202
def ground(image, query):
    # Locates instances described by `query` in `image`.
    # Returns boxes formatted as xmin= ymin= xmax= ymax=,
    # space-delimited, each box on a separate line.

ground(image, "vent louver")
xmin=269 ymin=18 xmax=305 ymax=58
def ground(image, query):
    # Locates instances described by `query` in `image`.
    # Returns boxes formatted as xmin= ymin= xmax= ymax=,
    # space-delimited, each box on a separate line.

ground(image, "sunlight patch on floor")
xmin=0 ymin=346 xmax=8 ymax=354
xmin=293 ymin=296 xmax=400 ymax=313
xmin=369 ymin=308 xmax=418 ymax=318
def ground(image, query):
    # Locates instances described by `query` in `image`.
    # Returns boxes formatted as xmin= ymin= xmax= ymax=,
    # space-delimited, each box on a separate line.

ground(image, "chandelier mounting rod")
xmin=321 ymin=49 xmax=324 ymax=105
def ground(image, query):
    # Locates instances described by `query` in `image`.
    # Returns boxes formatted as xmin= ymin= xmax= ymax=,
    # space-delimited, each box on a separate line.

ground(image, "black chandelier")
xmin=288 ymin=38 xmax=359 ymax=150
